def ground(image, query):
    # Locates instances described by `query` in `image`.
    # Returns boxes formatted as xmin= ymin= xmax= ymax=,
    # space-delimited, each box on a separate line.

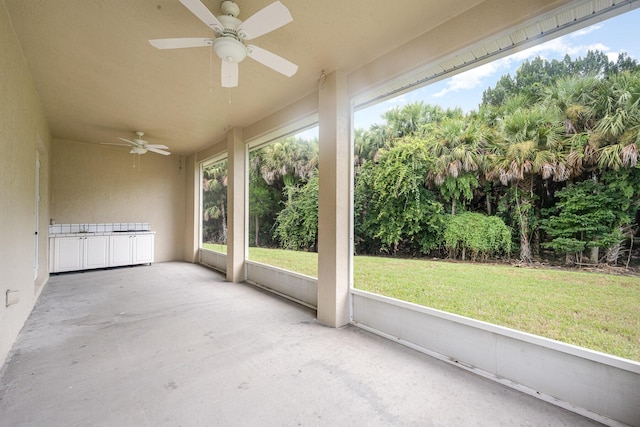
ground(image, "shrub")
xmin=444 ymin=212 xmax=512 ymax=261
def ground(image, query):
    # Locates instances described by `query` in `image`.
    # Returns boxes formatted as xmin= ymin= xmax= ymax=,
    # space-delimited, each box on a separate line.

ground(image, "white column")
xmin=184 ymin=154 xmax=199 ymax=263
xmin=226 ymin=127 xmax=246 ymax=282
xmin=317 ymin=70 xmax=351 ymax=327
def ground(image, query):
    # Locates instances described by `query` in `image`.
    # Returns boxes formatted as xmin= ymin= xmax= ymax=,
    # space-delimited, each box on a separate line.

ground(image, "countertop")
xmin=49 ymin=231 xmax=155 ymax=238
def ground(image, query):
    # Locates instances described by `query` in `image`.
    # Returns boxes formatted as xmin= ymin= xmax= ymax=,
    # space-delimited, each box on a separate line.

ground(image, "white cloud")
xmin=606 ymin=51 xmax=620 ymax=62
xmin=570 ymin=24 xmax=602 ymax=38
xmin=585 ymin=42 xmax=610 ymax=53
xmin=431 ymin=62 xmax=502 ymax=98
xmin=503 ymin=37 xmax=611 ymax=65
xmin=424 ymin=32 xmax=616 ymax=101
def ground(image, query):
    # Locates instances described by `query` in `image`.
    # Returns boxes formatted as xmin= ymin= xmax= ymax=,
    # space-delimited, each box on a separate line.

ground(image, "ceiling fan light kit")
xmin=149 ymin=0 xmax=298 ymax=88
xmin=214 ymin=37 xmax=246 ymax=63
xmin=129 ymin=146 xmax=147 ymax=155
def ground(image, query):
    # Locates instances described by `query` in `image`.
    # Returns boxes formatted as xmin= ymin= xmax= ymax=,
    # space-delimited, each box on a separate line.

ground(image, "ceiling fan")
xmin=149 ymin=0 xmax=298 ymax=88
xmin=105 ymin=131 xmax=171 ymax=156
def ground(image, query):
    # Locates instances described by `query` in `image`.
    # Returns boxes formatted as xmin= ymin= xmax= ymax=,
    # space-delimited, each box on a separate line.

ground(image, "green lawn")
xmin=202 ymin=243 xmax=640 ymax=361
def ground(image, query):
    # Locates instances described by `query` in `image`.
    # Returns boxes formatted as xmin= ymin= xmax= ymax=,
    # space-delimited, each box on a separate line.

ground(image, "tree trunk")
xmin=451 ymin=198 xmax=457 ymax=216
xmin=565 ymin=252 xmax=575 ymax=266
xmin=606 ymin=244 xmax=620 ymax=265
xmin=605 ymin=226 xmax=626 ymax=265
xmin=516 ymin=191 xmax=532 ymax=264
xmin=519 ymin=230 xmax=532 ymax=263
xmin=590 ymin=246 xmax=599 ymax=264
xmin=532 ymin=229 xmax=540 ymax=257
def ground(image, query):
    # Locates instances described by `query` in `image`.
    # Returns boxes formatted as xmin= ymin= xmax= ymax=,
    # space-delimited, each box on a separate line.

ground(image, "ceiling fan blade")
xmin=147 ymin=144 xmax=169 ymax=150
xmin=147 ymin=147 xmax=171 ymax=156
xmin=178 ymin=0 xmax=224 ymax=33
xmin=117 ymin=137 xmax=137 ymax=145
xmin=149 ymin=38 xmax=213 ymax=49
xmin=101 ymin=142 xmax=130 ymax=147
xmin=246 ymin=45 xmax=298 ymax=77
xmin=237 ymin=1 xmax=292 ymax=40
xmin=221 ymin=60 xmax=239 ymax=88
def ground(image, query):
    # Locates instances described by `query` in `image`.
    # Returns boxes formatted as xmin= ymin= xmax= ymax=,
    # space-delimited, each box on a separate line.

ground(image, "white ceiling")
xmin=3 ymin=0 xmax=489 ymax=155
xmin=6 ymin=0 xmax=630 ymax=156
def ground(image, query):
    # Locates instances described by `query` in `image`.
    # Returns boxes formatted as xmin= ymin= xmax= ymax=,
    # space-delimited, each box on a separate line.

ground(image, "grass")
xmin=202 ymin=243 xmax=640 ymax=361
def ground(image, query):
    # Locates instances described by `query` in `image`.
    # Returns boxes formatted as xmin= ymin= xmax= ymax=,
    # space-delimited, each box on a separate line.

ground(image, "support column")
xmin=317 ymin=70 xmax=351 ymax=327
xmin=226 ymin=127 xmax=246 ymax=282
xmin=184 ymin=154 xmax=199 ymax=263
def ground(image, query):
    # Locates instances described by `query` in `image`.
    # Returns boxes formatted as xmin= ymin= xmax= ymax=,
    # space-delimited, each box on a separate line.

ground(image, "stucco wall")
xmin=51 ymin=139 xmax=186 ymax=263
xmin=0 ymin=0 xmax=52 ymax=366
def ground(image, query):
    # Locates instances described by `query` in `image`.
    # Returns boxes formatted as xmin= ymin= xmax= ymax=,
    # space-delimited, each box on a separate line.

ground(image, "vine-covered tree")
xmin=443 ymin=212 xmax=512 ymax=261
xmin=274 ymin=176 xmax=319 ymax=251
xmin=355 ymin=137 xmax=445 ymax=255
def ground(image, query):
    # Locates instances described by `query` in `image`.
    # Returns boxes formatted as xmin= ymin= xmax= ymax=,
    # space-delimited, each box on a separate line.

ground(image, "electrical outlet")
xmin=6 ymin=290 xmax=19 ymax=307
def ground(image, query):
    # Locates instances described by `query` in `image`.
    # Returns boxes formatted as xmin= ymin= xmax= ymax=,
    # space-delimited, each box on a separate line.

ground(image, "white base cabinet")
xmin=50 ymin=233 xmax=154 ymax=273
xmin=109 ymin=234 xmax=154 ymax=267
xmin=51 ymin=235 xmax=109 ymax=273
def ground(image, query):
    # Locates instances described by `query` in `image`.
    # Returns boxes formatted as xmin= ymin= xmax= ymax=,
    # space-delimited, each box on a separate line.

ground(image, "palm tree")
xmin=543 ymin=74 xmax=601 ymax=180
xmin=202 ymin=160 xmax=228 ymax=244
xmin=593 ymin=71 xmax=640 ymax=170
xmin=425 ymin=117 xmax=490 ymax=215
xmin=256 ymin=137 xmax=318 ymax=187
xmin=249 ymin=137 xmax=319 ymax=247
xmin=382 ymin=102 xmax=463 ymax=140
xmin=353 ymin=126 xmax=388 ymax=171
xmin=491 ymin=104 xmax=566 ymax=263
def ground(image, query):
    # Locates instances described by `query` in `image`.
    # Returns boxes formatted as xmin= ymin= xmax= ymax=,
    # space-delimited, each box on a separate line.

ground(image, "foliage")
xmin=541 ymin=179 xmax=619 ymax=260
xmin=247 ymin=137 xmax=319 ymax=248
xmin=201 ymin=159 xmax=228 ymax=244
xmin=248 ymin=167 xmax=281 ymax=247
xmin=204 ymin=50 xmax=640 ymax=267
xmin=355 ymin=137 xmax=445 ymax=254
xmin=443 ymin=212 xmax=512 ymax=261
xmin=274 ymin=176 xmax=319 ymax=251
xmin=482 ymin=50 xmax=639 ymax=107
xmin=541 ymin=169 xmax=640 ymax=263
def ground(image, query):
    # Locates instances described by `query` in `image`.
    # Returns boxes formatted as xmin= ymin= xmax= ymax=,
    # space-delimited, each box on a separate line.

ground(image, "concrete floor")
xmin=0 ymin=262 xmax=602 ymax=426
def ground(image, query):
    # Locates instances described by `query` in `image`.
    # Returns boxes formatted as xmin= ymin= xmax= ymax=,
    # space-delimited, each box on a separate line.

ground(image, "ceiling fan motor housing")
xmin=220 ymin=1 xmax=240 ymax=18
xmin=214 ymin=11 xmax=247 ymax=63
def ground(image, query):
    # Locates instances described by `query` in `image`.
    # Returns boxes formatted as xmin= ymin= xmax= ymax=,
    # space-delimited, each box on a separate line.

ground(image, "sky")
xmin=294 ymin=7 xmax=640 ymax=141
xmin=348 ymin=7 xmax=640 ymax=132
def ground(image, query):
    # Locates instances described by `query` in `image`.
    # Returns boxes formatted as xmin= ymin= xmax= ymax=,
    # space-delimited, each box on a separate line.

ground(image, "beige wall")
xmin=0 ymin=0 xmax=52 ymax=365
xmin=51 ymin=139 xmax=186 ymax=263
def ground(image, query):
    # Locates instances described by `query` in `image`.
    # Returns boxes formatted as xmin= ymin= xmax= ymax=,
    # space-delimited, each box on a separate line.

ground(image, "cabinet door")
xmin=109 ymin=235 xmax=132 ymax=266
xmin=54 ymin=237 xmax=83 ymax=272
xmin=84 ymin=235 xmax=109 ymax=269
xmin=132 ymin=234 xmax=154 ymax=264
